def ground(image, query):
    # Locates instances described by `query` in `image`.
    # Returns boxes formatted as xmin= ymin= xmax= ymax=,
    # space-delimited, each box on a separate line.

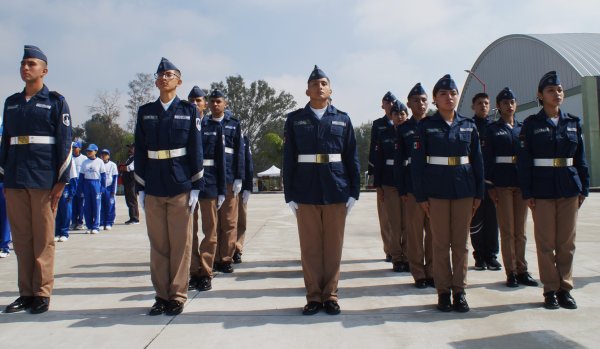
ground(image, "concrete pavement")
xmin=0 ymin=192 xmax=599 ymax=348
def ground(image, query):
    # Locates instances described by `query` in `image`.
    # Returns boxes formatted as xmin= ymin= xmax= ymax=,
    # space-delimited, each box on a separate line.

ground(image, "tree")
xmin=82 ymin=90 xmax=130 ymax=162
xmin=210 ymin=75 xmax=297 ymax=173
xmin=126 ymin=73 xmax=156 ymax=132
xmin=253 ymin=132 xmax=283 ymax=173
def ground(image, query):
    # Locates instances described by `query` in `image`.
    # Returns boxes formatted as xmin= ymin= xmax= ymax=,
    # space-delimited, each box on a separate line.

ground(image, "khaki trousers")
xmin=429 ymin=197 xmax=473 ymax=294
xmin=191 ymin=198 xmax=218 ymax=278
xmin=235 ymin=199 xmax=247 ymax=254
xmin=297 ymin=203 xmax=346 ymax=303
xmin=495 ymin=187 xmax=528 ymax=276
xmin=376 ymin=188 xmax=392 ymax=255
xmin=531 ymin=197 xmax=578 ymax=293
xmin=404 ymin=193 xmax=433 ymax=280
xmin=145 ymin=193 xmax=192 ymax=302
xmin=382 ymin=186 xmax=407 ymax=262
xmin=5 ymin=189 xmax=56 ymax=297
xmin=216 ymin=185 xmax=239 ymax=264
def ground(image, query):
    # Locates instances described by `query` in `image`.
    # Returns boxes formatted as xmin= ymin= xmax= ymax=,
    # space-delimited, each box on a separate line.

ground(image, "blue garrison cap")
xmin=23 ymin=45 xmax=47 ymax=63
xmin=408 ymin=83 xmax=427 ymax=98
xmin=391 ymin=100 xmax=408 ymax=114
xmin=86 ymin=144 xmax=98 ymax=152
xmin=308 ymin=65 xmax=328 ymax=82
xmin=72 ymin=141 xmax=81 ymax=149
xmin=156 ymin=57 xmax=180 ymax=74
xmin=209 ymin=89 xmax=226 ymax=99
xmin=433 ymin=74 xmax=458 ymax=95
xmin=100 ymin=148 xmax=110 ymax=155
xmin=538 ymin=71 xmax=561 ymax=92
xmin=188 ymin=86 xmax=207 ymax=99
xmin=382 ymin=91 xmax=397 ymax=102
xmin=496 ymin=87 xmax=516 ymax=104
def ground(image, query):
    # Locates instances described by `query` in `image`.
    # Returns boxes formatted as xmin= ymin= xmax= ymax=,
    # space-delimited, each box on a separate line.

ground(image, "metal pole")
xmin=464 ymin=69 xmax=486 ymax=93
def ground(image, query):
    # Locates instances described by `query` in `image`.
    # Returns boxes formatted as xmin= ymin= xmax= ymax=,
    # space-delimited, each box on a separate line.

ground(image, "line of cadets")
xmin=370 ymin=72 xmax=588 ymax=312
xmin=0 ymin=45 xmax=589 ymax=316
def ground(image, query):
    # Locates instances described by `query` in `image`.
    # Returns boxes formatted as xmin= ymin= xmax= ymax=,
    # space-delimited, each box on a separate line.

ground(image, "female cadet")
xmin=517 ymin=71 xmax=589 ymax=310
xmin=373 ymin=99 xmax=408 ymax=273
xmin=411 ymin=74 xmax=484 ymax=313
xmin=397 ymin=83 xmax=434 ymax=289
xmin=483 ymin=88 xmax=538 ymax=288
xmin=77 ymin=144 xmax=106 ymax=234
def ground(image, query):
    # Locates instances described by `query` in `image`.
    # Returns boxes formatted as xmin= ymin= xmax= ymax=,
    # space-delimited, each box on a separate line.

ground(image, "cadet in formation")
xmin=100 ymin=148 xmax=118 ymax=230
xmin=187 ymin=86 xmax=226 ymax=292
xmin=397 ymin=82 xmax=434 ymax=289
xmin=78 ymin=144 xmax=106 ymax=234
xmin=483 ymin=87 xmax=538 ymax=288
xmin=235 ymin=134 xmax=254 ymax=264
xmin=283 ymin=65 xmax=360 ymax=315
xmin=373 ymin=99 xmax=408 ymax=273
xmin=517 ymin=71 xmax=589 ymax=310
xmin=1 ymin=45 xmax=73 ymax=314
xmin=119 ymin=143 xmax=140 ymax=225
xmin=470 ymin=93 xmax=501 ymax=271
xmin=369 ymin=91 xmax=397 ymax=262
xmin=412 ymin=74 xmax=484 ymax=313
xmin=0 ymin=119 xmax=11 ymax=258
xmin=54 ymin=150 xmax=79 ymax=242
xmin=209 ymin=89 xmax=244 ymax=273
xmin=135 ymin=58 xmax=204 ymax=316
xmin=71 ymin=141 xmax=86 ymax=230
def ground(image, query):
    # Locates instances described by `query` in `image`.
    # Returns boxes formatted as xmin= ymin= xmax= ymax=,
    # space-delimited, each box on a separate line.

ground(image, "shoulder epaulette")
xmin=50 ymin=91 xmax=64 ymax=100
xmin=286 ymin=108 xmax=303 ymax=119
xmin=179 ymin=99 xmax=191 ymax=105
xmin=566 ymin=113 xmax=580 ymax=121
xmin=7 ymin=92 xmax=20 ymax=100
xmin=523 ymin=114 xmax=537 ymax=124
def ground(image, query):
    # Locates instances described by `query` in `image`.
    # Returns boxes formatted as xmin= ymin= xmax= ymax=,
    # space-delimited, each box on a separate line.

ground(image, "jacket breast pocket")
xmin=330 ymin=125 xmax=344 ymax=137
xmin=172 ymin=120 xmax=190 ymax=144
xmin=458 ymin=131 xmax=471 ymax=143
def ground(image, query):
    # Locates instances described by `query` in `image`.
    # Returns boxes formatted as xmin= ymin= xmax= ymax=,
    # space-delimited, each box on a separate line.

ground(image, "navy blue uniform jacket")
xmin=242 ymin=135 xmax=254 ymax=191
xmin=395 ymin=116 xmax=420 ymax=195
xmin=482 ymin=118 xmax=522 ymax=188
xmin=368 ymin=116 xmax=391 ymax=175
xmin=373 ymin=123 xmax=400 ymax=188
xmin=411 ymin=111 xmax=484 ymax=203
xmin=134 ymin=96 xmax=204 ymax=197
xmin=199 ymin=117 xmax=226 ymax=199
xmin=283 ymin=103 xmax=360 ymax=205
xmin=210 ymin=111 xmax=244 ymax=184
xmin=0 ymin=85 xmax=72 ymax=189
xmin=517 ymin=109 xmax=589 ymax=199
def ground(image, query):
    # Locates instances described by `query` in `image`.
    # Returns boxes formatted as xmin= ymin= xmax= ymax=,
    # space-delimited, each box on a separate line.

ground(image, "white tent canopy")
xmin=257 ymin=165 xmax=281 ymax=177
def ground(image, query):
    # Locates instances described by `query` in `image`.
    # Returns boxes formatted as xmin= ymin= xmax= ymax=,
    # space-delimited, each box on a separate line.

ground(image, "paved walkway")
xmin=1 ymin=192 xmax=599 ymax=348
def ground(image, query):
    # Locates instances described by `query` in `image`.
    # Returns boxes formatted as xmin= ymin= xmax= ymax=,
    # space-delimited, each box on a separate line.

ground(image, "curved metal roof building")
xmin=457 ymin=33 xmax=600 ymax=186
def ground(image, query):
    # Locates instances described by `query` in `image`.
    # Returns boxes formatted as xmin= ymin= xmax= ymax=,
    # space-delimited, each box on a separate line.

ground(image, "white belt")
xmin=495 ymin=156 xmax=516 ymax=164
xmin=403 ymin=158 xmax=412 ymax=166
xmin=533 ymin=158 xmax=573 ymax=167
xmin=298 ymin=154 xmax=342 ymax=163
xmin=147 ymin=147 xmax=187 ymax=160
xmin=225 ymin=147 xmax=235 ymax=154
xmin=10 ymin=136 xmax=56 ymax=145
xmin=385 ymin=159 xmax=394 ymax=166
xmin=427 ymin=156 xmax=469 ymax=166
xmin=203 ymin=159 xmax=215 ymax=166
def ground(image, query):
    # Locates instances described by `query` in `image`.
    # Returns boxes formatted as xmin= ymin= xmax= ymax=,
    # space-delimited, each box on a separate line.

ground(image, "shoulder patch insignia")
xmin=196 ymin=117 xmax=202 ymax=131
xmin=62 ymin=113 xmax=71 ymax=127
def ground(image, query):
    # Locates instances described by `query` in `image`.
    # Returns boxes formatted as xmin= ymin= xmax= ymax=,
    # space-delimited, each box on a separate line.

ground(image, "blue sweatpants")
xmin=55 ymin=189 xmax=72 ymax=237
xmin=101 ymin=189 xmax=116 ymax=227
xmin=0 ymin=183 xmax=11 ymax=251
xmin=83 ymin=179 xmax=102 ymax=230
xmin=72 ymin=193 xmax=84 ymax=226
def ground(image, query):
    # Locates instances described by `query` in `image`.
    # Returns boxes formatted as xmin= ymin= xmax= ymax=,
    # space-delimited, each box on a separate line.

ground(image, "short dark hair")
xmin=472 ymin=93 xmax=489 ymax=104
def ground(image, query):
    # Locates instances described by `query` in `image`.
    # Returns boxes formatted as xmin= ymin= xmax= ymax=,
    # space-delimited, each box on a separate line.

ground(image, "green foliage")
xmin=254 ymin=132 xmax=283 ymax=172
xmin=126 ymin=73 xmax=156 ymax=132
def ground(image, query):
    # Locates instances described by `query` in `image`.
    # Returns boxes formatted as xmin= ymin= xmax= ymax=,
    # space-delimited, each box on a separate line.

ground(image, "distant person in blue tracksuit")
xmin=100 ymin=148 xmax=118 ymax=230
xmin=71 ymin=141 xmax=86 ymax=230
xmin=78 ymin=144 xmax=106 ymax=234
xmin=0 ymin=123 xmax=10 ymax=258
xmin=54 ymin=155 xmax=79 ymax=242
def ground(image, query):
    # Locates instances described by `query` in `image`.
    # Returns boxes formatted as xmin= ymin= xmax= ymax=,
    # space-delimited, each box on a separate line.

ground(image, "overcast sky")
xmin=1 ymin=0 xmax=599 ymax=128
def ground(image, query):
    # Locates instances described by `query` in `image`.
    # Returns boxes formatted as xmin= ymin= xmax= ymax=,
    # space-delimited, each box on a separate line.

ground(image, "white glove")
xmin=232 ymin=179 xmax=243 ymax=196
xmin=139 ymin=191 xmax=145 ymax=210
xmin=288 ymin=201 xmax=298 ymax=217
xmin=217 ymin=195 xmax=225 ymax=210
xmin=188 ymin=189 xmax=200 ymax=214
xmin=346 ymin=197 xmax=356 ymax=216
xmin=242 ymin=190 xmax=251 ymax=204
